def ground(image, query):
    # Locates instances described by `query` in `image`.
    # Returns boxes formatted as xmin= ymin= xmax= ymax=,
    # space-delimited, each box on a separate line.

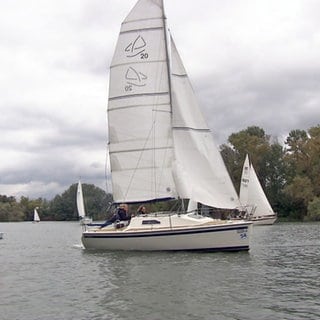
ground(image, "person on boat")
xmin=136 ymin=205 xmax=147 ymax=216
xmin=99 ymin=203 xmax=130 ymax=228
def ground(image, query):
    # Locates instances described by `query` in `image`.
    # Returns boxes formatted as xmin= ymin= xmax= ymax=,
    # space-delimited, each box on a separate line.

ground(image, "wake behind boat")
xmin=81 ymin=0 xmax=252 ymax=251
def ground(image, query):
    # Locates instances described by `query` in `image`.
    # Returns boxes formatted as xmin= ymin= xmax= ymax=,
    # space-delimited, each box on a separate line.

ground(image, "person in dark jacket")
xmin=99 ymin=204 xmax=130 ymax=228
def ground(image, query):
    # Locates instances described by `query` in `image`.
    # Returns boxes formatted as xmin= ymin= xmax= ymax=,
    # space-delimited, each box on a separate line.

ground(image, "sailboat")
xmin=33 ymin=207 xmax=40 ymax=223
xmin=77 ymin=180 xmax=92 ymax=225
xmin=239 ymin=154 xmax=277 ymax=225
xmin=81 ymin=0 xmax=252 ymax=251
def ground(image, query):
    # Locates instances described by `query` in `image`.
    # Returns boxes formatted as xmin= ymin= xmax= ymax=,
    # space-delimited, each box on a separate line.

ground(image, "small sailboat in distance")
xmin=239 ymin=154 xmax=277 ymax=225
xmin=33 ymin=207 xmax=40 ymax=223
xmin=77 ymin=180 xmax=92 ymax=225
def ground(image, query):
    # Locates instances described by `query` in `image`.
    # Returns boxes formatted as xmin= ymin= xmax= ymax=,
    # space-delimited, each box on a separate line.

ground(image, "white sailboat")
xmin=239 ymin=154 xmax=277 ymax=225
xmin=33 ymin=207 xmax=40 ymax=223
xmin=82 ymin=0 xmax=252 ymax=251
xmin=77 ymin=180 xmax=92 ymax=225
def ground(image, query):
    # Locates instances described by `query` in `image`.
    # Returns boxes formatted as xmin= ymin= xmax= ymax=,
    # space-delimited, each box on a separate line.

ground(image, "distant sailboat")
xmin=77 ymin=180 xmax=92 ymax=225
xmin=239 ymin=154 xmax=277 ymax=225
xmin=33 ymin=207 xmax=40 ymax=223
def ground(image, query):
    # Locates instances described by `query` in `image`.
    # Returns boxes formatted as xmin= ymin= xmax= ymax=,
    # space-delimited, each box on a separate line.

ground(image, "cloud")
xmin=1 ymin=0 xmax=320 ymax=199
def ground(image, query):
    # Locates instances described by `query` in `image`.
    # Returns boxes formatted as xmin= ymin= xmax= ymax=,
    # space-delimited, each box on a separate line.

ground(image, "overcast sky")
xmin=1 ymin=0 xmax=319 ymax=199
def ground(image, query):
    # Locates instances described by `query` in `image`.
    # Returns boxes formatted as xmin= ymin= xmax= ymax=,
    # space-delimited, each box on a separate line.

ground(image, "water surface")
xmin=0 ymin=222 xmax=319 ymax=320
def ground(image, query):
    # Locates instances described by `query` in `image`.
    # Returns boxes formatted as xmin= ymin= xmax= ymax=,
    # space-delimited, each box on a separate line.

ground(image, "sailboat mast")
xmin=162 ymin=1 xmax=173 ymax=114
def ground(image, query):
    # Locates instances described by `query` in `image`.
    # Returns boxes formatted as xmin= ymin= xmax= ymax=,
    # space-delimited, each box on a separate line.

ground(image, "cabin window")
xmin=142 ymin=220 xmax=161 ymax=225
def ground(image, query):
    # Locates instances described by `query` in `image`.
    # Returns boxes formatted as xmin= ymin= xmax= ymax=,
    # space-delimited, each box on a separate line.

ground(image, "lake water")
xmin=0 ymin=221 xmax=319 ymax=320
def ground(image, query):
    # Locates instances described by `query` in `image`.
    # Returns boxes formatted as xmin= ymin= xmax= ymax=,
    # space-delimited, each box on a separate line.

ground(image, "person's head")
xmin=137 ymin=205 xmax=146 ymax=213
xmin=119 ymin=203 xmax=128 ymax=212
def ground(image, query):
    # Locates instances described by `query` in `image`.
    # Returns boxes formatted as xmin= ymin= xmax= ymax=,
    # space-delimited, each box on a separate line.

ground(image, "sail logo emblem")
xmin=125 ymin=67 xmax=147 ymax=91
xmin=241 ymin=177 xmax=249 ymax=187
xmin=125 ymin=35 xmax=149 ymax=59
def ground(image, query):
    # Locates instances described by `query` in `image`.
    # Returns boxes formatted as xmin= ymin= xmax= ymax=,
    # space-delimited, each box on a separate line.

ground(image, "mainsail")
xmin=107 ymin=0 xmax=239 ymax=208
xmin=108 ymin=0 xmax=175 ymax=203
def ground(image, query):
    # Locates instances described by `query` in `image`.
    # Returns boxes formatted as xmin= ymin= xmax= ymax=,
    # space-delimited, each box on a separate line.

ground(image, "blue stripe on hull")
xmin=178 ymin=245 xmax=249 ymax=252
xmin=81 ymin=242 xmax=249 ymax=252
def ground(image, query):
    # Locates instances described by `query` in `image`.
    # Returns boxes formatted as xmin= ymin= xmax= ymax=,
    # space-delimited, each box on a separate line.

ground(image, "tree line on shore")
xmin=220 ymin=125 xmax=320 ymax=221
xmin=1 ymin=125 xmax=320 ymax=222
xmin=0 ymin=184 xmax=113 ymax=222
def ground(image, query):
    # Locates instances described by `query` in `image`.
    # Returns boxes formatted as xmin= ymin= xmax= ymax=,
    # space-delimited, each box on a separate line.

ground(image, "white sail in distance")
xmin=240 ymin=154 xmax=275 ymax=216
xmin=77 ymin=180 xmax=86 ymax=219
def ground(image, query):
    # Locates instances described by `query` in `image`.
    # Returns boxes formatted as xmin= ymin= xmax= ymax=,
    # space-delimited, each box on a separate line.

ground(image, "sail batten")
xmin=109 ymin=146 xmax=173 ymax=155
xmin=173 ymin=127 xmax=211 ymax=132
xmin=109 ymin=92 xmax=169 ymax=101
xmin=110 ymin=58 xmax=167 ymax=69
xmin=120 ymin=26 xmax=164 ymax=34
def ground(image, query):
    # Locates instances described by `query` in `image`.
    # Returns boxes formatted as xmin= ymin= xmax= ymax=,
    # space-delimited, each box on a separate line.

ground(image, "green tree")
xmin=220 ymin=143 xmax=239 ymax=190
xmin=221 ymin=126 xmax=286 ymax=217
xmin=306 ymin=197 xmax=320 ymax=221
xmin=283 ymin=176 xmax=313 ymax=220
xmin=50 ymin=184 xmax=112 ymax=221
xmin=19 ymin=196 xmax=50 ymax=221
xmin=80 ymin=184 xmax=113 ymax=220
xmin=285 ymin=129 xmax=309 ymax=180
xmin=0 ymin=198 xmax=24 ymax=222
xmin=306 ymin=126 xmax=320 ymax=197
xmin=284 ymin=125 xmax=320 ymax=219
xmin=223 ymin=126 xmax=272 ymax=192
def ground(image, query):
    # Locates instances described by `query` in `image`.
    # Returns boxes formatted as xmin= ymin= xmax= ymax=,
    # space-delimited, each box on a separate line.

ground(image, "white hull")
xmin=249 ymin=215 xmax=277 ymax=225
xmin=82 ymin=214 xmax=252 ymax=252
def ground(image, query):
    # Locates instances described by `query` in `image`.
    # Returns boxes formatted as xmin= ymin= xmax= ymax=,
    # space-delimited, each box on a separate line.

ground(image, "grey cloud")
xmin=1 ymin=0 xmax=320 ymax=199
